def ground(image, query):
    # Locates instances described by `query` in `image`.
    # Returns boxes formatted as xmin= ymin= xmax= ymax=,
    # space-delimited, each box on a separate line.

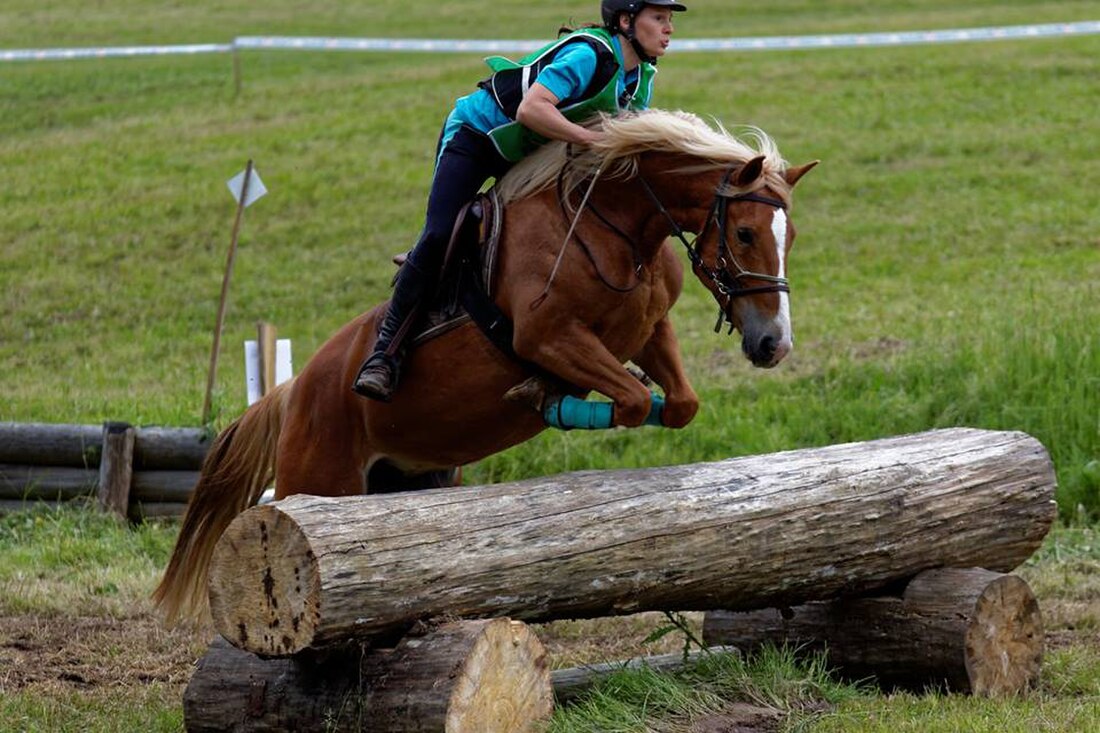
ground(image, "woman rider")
xmin=353 ymin=0 xmax=687 ymax=401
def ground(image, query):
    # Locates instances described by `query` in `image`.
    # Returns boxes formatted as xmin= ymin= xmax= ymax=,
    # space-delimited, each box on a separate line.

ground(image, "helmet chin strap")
xmin=624 ymin=17 xmax=658 ymax=65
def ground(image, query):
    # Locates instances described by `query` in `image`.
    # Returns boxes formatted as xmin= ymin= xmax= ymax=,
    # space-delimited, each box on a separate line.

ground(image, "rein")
xmin=537 ymin=155 xmax=790 ymax=335
xmin=636 ymin=167 xmax=790 ymax=334
xmin=554 ymin=159 xmax=645 ymax=294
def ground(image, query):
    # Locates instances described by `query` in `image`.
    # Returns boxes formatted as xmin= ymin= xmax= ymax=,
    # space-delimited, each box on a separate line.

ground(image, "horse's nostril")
xmin=759 ymin=335 xmax=777 ymax=359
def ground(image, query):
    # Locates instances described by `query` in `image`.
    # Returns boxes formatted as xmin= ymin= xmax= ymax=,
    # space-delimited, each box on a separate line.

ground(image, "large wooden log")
xmin=702 ymin=568 xmax=1044 ymax=696
xmin=209 ymin=428 xmax=1056 ymax=656
xmin=185 ymin=633 xmax=736 ymax=727
xmin=184 ymin=619 xmax=552 ymax=732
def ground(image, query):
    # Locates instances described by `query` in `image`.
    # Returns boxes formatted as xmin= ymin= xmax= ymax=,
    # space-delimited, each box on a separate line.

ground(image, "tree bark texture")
xmin=208 ymin=428 xmax=1057 ymax=656
xmin=702 ymin=568 xmax=1044 ymax=696
xmin=184 ymin=619 xmax=552 ymax=733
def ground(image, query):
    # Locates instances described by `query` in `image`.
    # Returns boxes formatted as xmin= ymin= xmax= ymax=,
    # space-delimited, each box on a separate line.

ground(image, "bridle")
xmin=553 ymin=160 xmax=790 ymax=334
xmin=639 ymin=166 xmax=790 ymax=334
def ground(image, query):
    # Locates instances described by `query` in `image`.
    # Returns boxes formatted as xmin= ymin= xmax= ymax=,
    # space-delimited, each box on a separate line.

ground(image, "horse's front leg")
xmin=513 ymin=325 xmax=654 ymax=428
xmin=631 ymin=316 xmax=699 ymax=429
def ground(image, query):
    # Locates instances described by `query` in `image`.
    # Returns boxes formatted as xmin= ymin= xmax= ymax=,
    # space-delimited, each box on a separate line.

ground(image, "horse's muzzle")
xmin=743 ymin=332 xmax=791 ymax=368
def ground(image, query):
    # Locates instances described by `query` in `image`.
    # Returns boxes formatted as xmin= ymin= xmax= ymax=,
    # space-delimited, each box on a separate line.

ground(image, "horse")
xmin=152 ymin=109 xmax=817 ymax=625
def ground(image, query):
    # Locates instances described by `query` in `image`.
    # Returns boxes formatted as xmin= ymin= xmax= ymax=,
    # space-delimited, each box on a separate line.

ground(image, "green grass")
xmin=3 ymin=1 xmax=1098 ymax=47
xmin=0 ymin=685 xmax=183 ymax=733
xmin=0 ymin=503 xmax=173 ymax=616
xmin=547 ymin=645 xmax=863 ymax=732
xmin=809 ymin=694 xmax=1100 ymax=733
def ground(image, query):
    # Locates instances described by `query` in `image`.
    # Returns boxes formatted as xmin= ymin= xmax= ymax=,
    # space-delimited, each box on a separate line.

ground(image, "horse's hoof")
xmin=504 ymin=377 xmax=550 ymax=412
xmin=626 ymin=365 xmax=653 ymax=386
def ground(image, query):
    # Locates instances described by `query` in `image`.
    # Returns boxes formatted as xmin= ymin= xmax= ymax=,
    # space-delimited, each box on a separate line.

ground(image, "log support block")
xmin=184 ymin=618 xmax=552 ymax=732
xmin=703 ymin=568 xmax=1044 ymax=696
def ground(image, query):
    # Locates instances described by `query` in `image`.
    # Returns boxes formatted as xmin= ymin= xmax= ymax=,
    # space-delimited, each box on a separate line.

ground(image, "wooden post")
xmin=97 ymin=421 xmax=135 ymax=517
xmin=257 ymin=321 xmax=277 ymax=396
xmin=202 ymin=159 xmax=253 ymax=426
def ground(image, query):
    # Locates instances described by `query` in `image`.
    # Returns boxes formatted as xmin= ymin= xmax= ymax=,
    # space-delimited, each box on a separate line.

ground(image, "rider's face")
xmin=624 ymin=7 xmax=675 ymax=59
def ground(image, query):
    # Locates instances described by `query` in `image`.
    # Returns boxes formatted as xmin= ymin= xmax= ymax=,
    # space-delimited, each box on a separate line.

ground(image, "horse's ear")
xmin=732 ymin=155 xmax=766 ymax=188
xmin=784 ymin=160 xmax=820 ymax=188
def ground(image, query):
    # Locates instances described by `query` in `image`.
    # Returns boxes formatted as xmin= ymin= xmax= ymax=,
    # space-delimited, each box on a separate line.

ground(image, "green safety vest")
xmin=479 ymin=27 xmax=656 ymax=162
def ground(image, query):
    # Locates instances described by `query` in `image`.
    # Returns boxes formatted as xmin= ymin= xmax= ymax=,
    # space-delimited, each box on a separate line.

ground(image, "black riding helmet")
xmin=601 ymin=0 xmax=686 ymax=28
xmin=600 ymin=0 xmax=687 ymax=63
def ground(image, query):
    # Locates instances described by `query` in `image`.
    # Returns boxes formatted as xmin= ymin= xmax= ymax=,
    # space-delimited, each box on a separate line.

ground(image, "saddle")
xmin=397 ymin=189 xmax=648 ymax=414
xmin=402 ymin=189 xmax=517 ymax=359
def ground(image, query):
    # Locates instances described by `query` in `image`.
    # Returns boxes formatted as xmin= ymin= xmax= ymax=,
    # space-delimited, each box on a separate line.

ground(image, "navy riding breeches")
xmin=405 ymin=124 xmax=512 ymax=275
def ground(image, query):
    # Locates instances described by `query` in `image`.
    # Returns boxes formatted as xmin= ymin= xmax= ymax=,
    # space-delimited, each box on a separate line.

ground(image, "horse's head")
xmin=685 ymin=156 xmax=818 ymax=368
xmin=495 ymin=110 xmax=818 ymax=369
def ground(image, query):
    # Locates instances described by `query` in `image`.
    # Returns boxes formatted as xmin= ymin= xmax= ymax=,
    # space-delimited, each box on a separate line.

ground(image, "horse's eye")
xmin=736 ymin=227 xmax=755 ymax=246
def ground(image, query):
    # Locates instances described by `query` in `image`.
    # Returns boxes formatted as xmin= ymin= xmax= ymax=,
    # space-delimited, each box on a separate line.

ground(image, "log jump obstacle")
xmin=187 ymin=428 xmax=1056 ymax=730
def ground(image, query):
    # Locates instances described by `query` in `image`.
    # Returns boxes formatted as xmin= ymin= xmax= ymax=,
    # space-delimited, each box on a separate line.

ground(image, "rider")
xmin=353 ymin=0 xmax=687 ymax=401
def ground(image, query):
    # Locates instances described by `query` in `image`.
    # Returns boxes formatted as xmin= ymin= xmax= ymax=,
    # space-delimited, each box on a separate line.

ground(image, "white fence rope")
xmin=3 ymin=21 xmax=1098 ymax=62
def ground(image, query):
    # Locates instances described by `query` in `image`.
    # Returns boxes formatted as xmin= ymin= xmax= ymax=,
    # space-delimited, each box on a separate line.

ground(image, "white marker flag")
xmin=227 ymin=167 xmax=268 ymax=207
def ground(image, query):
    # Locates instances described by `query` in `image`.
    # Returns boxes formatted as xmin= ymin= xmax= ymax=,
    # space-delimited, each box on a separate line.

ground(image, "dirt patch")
xmin=538 ymin=611 xmax=706 ymax=668
xmin=687 ymin=703 xmax=784 ymax=732
xmin=1045 ymin=628 xmax=1100 ymax=653
xmin=0 ymin=614 xmax=209 ymax=693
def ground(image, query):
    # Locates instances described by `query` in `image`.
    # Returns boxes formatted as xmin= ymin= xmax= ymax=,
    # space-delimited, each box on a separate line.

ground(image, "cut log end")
xmin=964 ymin=574 xmax=1043 ymax=696
xmin=445 ymin=620 xmax=553 ymax=732
xmin=208 ymin=503 xmax=321 ymax=656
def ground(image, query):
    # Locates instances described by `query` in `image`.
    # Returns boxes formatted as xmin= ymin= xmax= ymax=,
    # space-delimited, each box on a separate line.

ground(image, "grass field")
xmin=2 ymin=0 xmax=1099 ymax=730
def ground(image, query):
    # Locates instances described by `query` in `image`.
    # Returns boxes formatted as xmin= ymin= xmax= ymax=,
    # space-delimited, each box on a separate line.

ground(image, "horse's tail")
xmin=151 ymin=379 xmax=294 ymax=626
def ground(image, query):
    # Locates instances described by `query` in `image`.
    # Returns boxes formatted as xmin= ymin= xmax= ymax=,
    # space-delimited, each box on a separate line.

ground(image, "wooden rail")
xmin=0 ymin=422 xmax=210 ymax=518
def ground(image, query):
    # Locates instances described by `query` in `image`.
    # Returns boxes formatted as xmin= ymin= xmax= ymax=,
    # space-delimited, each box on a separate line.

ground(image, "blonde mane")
xmin=496 ymin=109 xmax=791 ymax=206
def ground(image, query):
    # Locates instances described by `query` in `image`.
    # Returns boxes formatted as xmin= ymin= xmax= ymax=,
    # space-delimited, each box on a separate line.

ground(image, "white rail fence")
xmin=3 ymin=21 xmax=1098 ymax=62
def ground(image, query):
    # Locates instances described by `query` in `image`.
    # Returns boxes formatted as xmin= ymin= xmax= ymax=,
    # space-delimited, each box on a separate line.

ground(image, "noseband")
xmin=636 ymin=166 xmax=790 ymax=334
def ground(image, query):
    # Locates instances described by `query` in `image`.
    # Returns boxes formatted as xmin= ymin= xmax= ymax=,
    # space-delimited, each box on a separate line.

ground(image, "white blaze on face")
xmin=770 ymin=208 xmax=793 ymax=349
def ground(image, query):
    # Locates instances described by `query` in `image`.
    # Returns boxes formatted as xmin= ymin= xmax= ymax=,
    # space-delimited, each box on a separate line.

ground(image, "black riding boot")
xmin=352 ymin=261 xmax=431 ymax=401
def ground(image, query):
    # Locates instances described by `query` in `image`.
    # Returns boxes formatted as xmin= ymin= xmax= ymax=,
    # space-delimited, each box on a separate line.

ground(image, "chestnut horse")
xmin=153 ymin=110 xmax=816 ymax=624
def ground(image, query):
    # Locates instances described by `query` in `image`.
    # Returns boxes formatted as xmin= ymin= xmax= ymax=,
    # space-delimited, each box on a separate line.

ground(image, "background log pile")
xmin=0 ymin=422 xmax=210 ymax=518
